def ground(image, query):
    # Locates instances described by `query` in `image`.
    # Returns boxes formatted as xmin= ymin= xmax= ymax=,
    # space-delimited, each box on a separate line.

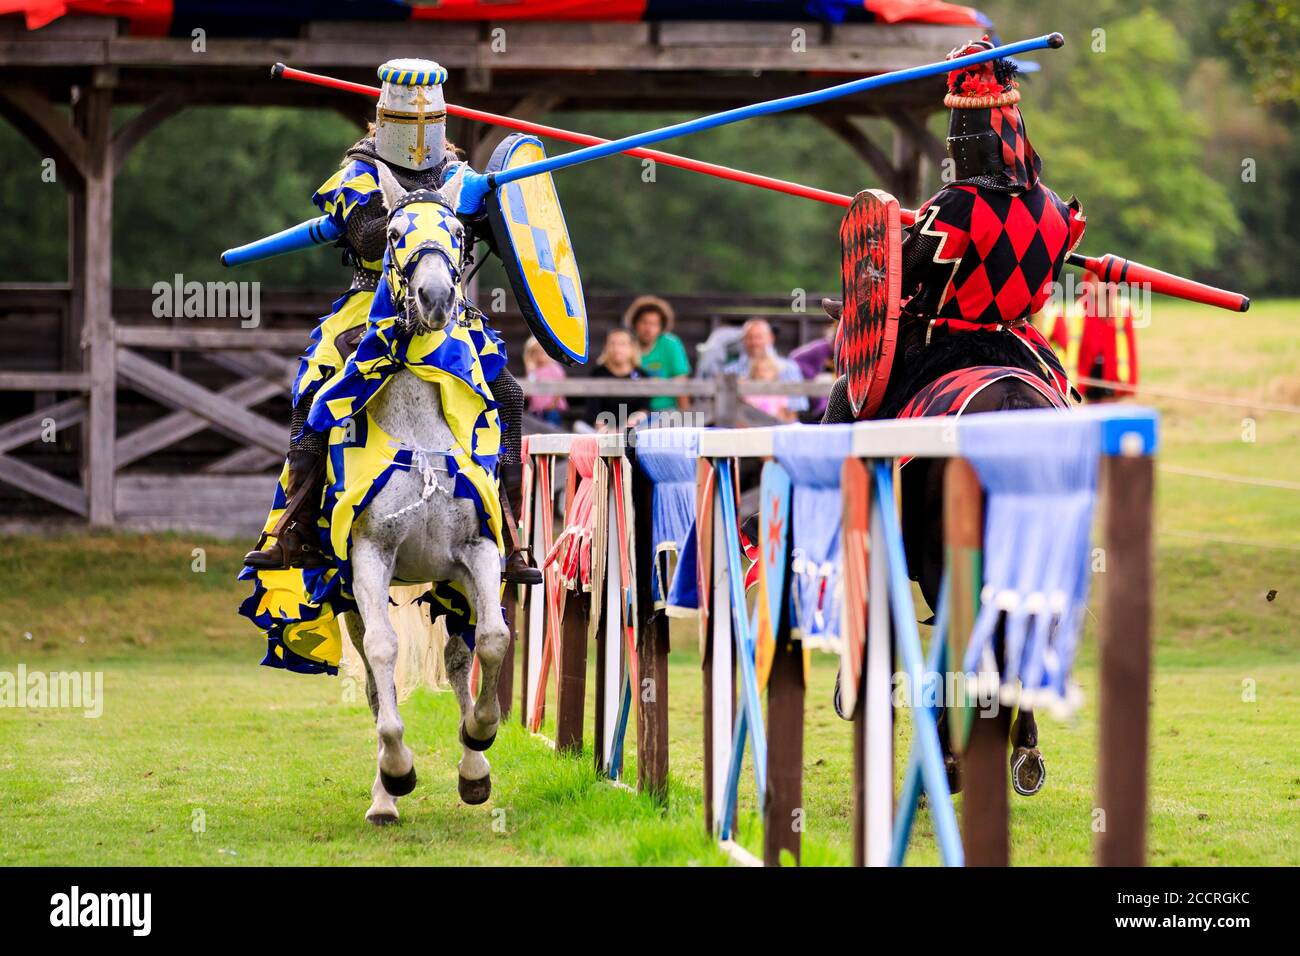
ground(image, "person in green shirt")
xmin=623 ymin=295 xmax=691 ymax=413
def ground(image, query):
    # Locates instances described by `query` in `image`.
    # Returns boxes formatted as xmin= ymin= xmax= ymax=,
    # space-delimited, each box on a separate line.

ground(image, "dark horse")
xmin=822 ymin=298 xmax=1052 ymax=797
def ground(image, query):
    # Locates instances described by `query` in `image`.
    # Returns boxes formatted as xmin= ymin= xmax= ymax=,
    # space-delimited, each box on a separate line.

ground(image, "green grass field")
xmin=1 ymin=300 xmax=1296 ymax=866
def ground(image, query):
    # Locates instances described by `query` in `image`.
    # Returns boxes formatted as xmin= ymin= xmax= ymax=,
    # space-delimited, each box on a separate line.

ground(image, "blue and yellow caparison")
xmin=240 ymin=190 xmax=506 ymax=675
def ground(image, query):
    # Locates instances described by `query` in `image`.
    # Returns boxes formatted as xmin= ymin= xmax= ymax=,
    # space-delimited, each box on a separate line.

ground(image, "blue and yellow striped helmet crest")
xmin=378 ymin=59 xmax=448 ymax=88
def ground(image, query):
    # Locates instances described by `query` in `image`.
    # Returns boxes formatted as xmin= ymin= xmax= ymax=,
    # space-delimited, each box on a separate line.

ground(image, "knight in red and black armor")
xmin=823 ymin=37 xmax=1086 ymax=425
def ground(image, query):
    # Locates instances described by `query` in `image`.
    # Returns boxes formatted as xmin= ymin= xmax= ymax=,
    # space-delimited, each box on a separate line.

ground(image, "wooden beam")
xmin=890 ymin=114 xmax=924 ymax=207
xmin=0 ymin=398 xmax=86 ymax=454
xmin=115 ymin=374 xmax=285 ymax=467
xmin=0 ymin=86 xmax=89 ymax=180
xmin=115 ymin=326 xmax=309 ymax=351
xmin=0 ymin=453 xmax=87 ymax=516
xmin=115 ymin=347 xmax=285 ymax=455
xmin=818 ymin=114 xmax=901 ymax=196
xmin=469 ymin=94 xmax=562 ymax=170
xmin=202 ymin=349 xmax=297 ymax=381
xmin=79 ymin=85 xmax=115 ymax=526
xmin=111 ymin=91 xmax=184 ymax=175
xmin=0 ymin=372 xmax=91 ymax=392
xmin=204 ymin=445 xmax=281 ymax=474
xmin=886 ymin=108 xmax=948 ymax=166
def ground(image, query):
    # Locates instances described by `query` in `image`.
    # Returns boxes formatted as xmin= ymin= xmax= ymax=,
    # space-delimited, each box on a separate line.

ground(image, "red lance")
xmin=274 ymin=64 xmax=1249 ymax=313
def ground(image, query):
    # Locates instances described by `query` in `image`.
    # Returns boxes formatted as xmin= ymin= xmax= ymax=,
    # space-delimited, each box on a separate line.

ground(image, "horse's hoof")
xmin=380 ymin=766 xmax=418 ymax=797
xmin=459 ymin=721 xmax=497 ymax=752
xmin=458 ymin=773 xmax=492 ymax=806
xmin=366 ymin=809 xmax=399 ymax=826
xmin=1011 ymin=747 xmax=1046 ymax=796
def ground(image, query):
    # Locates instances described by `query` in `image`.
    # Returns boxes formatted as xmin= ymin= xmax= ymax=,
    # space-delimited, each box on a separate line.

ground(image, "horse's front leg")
xmin=352 ymin=540 xmax=418 ymax=824
xmin=442 ymin=629 xmax=492 ymax=805
xmin=453 ymin=537 xmax=509 ymax=801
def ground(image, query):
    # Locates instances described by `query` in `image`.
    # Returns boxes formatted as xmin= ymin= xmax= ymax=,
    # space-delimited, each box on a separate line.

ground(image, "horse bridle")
xmin=385 ymin=189 xmax=474 ymax=330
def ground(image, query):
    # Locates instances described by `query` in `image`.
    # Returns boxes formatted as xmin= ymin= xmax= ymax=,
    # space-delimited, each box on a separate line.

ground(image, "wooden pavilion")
xmin=0 ymin=12 xmax=975 ymax=533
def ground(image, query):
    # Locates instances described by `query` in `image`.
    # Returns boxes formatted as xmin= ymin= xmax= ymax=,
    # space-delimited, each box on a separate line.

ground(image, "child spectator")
xmin=585 ymin=328 xmax=651 ymax=432
xmin=744 ymin=352 xmax=797 ymax=423
xmin=523 ymin=336 xmax=568 ymax=427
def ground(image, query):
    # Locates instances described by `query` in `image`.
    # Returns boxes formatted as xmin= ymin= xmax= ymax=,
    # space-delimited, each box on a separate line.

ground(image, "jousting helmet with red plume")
xmin=944 ymin=36 xmax=1041 ymax=190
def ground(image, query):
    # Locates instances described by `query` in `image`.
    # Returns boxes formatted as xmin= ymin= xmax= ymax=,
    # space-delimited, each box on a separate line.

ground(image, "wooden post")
xmin=1096 ymin=454 xmax=1154 ymax=866
xmin=714 ymin=373 xmax=740 ymax=428
xmin=78 ymin=80 xmax=115 ymax=526
xmin=763 ymin=636 xmax=804 ymax=866
xmin=555 ymin=592 xmax=590 ymax=755
xmin=629 ymin=448 xmax=669 ymax=802
xmin=946 ymin=458 xmax=1009 ymax=866
xmin=890 ymin=116 xmax=924 ymax=207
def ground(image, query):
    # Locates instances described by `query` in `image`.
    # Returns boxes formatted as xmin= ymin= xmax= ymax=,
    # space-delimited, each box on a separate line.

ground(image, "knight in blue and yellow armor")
xmin=243 ymin=59 xmax=540 ymax=586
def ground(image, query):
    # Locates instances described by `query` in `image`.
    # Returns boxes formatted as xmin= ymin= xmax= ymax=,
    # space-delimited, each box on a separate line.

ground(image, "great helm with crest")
xmin=943 ymin=36 xmax=1041 ymax=190
xmin=375 ymin=58 xmax=448 ymax=172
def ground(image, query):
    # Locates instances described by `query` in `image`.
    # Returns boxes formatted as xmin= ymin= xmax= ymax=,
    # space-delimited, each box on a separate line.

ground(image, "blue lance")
xmin=220 ymin=214 xmax=341 ymax=267
xmin=468 ymin=33 xmax=1063 ymax=199
xmin=221 ymin=32 xmax=1065 ymax=267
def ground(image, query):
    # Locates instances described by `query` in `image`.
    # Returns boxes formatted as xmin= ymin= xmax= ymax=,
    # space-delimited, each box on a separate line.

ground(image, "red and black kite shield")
xmin=838 ymin=190 xmax=902 ymax=419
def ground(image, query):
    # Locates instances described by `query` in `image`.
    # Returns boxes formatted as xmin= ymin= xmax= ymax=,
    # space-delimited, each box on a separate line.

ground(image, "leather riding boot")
xmin=498 ymin=459 xmax=542 ymax=586
xmin=243 ymin=450 xmax=330 ymax=571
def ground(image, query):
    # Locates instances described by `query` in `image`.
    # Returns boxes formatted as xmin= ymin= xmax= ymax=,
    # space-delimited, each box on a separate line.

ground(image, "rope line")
xmin=1159 ymin=464 xmax=1300 ymax=492
xmin=1158 ymin=529 xmax=1300 ymax=553
xmin=1074 ymin=376 xmax=1300 ymax=415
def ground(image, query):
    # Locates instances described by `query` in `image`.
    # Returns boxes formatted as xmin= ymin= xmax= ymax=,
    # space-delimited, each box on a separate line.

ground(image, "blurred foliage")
xmin=1223 ymin=0 xmax=1300 ymax=106
xmin=0 ymin=1 xmax=1295 ymax=296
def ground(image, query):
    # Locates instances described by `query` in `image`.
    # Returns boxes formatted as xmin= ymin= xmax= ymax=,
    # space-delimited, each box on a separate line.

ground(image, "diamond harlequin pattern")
xmin=933 ymin=184 xmax=1075 ymax=326
xmin=839 ymin=190 xmax=901 ymax=419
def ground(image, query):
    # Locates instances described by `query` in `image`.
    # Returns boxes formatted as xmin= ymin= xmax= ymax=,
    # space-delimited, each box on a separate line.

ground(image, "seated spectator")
xmin=585 ymin=328 xmax=651 ymax=433
xmin=789 ymin=320 xmax=837 ymax=418
xmin=625 ymin=295 xmax=691 ymax=412
xmin=744 ymin=352 xmax=797 ymax=423
xmin=523 ymin=337 xmax=568 ymax=427
xmin=721 ymin=317 xmax=809 ymax=416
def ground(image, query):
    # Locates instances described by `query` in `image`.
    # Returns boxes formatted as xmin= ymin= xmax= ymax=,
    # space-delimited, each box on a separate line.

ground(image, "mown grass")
xmin=0 ymin=300 xmax=1296 ymax=866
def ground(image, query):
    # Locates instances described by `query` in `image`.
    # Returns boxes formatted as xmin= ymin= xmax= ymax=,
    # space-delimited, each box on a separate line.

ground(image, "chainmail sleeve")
xmin=345 ymin=198 xmax=388 ymax=264
xmin=488 ymin=367 xmax=524 ymax=467
xmin=821 ymin=375 xmax=857 ymax=425
xmin=901 ymin=227 xmax=942 ymax=298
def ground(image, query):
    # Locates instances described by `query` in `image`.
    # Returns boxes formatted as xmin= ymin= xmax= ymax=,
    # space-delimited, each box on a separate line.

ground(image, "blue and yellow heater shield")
xmin=485 ymin=134 xmax=589 ymax=366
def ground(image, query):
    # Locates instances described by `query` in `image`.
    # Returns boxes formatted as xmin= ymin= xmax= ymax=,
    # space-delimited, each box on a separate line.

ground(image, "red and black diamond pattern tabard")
xmin=837 ymin=189 xmax=902 ymax=419
xmin=915 ymin=182 xmax=1085 ymax=327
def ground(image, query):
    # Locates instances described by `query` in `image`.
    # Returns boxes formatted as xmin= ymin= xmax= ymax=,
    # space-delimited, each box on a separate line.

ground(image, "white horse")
xmin=342 ymin=164 xmax=509 ymax=824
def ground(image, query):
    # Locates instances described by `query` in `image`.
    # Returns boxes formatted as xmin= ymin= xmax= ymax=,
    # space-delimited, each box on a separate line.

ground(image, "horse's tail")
xmin=340 ymin=584 xmax=449 ymax=700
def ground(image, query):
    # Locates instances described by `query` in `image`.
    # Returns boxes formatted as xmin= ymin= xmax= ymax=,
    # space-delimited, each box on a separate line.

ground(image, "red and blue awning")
xmin=4 ymin=0 xmax=986 ymax=37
